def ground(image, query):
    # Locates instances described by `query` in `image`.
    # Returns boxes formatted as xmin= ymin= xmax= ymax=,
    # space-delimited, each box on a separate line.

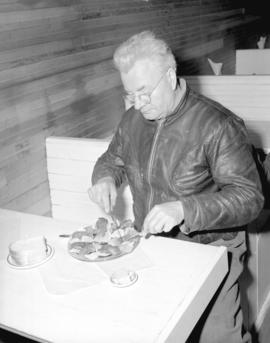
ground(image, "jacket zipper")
xmin=147 ymin=118 xmax=165 ymax=213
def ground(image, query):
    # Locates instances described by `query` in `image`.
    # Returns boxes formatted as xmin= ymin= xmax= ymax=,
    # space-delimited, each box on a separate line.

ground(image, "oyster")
xmin=68 ymin=217 xmax=140 ymax=261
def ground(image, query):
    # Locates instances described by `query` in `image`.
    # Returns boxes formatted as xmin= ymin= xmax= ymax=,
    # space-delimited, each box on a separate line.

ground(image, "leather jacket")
xmin=92 ymin=80 xmax=264 ymax=245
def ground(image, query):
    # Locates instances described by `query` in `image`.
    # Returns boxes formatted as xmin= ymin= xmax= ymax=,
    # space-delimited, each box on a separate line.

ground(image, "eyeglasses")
xmin=123 ymin=69 xmax=168 ymax=106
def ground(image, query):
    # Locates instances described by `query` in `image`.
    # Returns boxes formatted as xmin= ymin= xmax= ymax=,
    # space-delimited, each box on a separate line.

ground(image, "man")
xmin=88 ymin=31 xmax=264 ymax=342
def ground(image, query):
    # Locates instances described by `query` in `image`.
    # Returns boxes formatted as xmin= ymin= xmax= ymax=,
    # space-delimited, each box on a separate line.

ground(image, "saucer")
xmin=110 ymin=269 xmax=138 ymax=288
xmin=7 ymin=244 xmax=54 ymax=270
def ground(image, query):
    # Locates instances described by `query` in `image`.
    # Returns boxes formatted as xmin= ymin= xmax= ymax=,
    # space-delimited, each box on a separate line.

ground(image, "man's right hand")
xmin=88 ymin=176 xmax=117 ymax=214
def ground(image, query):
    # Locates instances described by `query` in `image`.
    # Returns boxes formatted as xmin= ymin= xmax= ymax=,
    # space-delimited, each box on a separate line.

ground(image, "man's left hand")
xmin=143 ymin=201 xmax=184 ymax=235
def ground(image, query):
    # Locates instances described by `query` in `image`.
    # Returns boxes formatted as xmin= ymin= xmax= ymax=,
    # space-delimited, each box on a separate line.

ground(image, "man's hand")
xmin=143 ymin=201 xmax=184 ymax=235
xmin=88 ymin=176 xmax=117 ymax=213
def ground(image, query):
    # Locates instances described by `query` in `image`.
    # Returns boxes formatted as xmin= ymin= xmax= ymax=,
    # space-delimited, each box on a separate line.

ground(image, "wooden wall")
xmin=0 ymin=0 xmax=262 ymax=216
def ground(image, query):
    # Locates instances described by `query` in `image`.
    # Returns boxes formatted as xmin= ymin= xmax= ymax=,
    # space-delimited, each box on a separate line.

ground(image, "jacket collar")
xmin=164 ymin=78 xmax=190 ymax=125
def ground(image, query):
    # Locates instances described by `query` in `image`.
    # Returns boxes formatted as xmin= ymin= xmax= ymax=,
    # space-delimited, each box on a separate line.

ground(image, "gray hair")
xmin=113 ymin=31 xmax=177 ymax=73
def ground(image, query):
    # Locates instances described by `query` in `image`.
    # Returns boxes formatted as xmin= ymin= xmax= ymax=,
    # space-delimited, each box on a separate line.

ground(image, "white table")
xmin=0 ymin=209 xmax=228 ymax=343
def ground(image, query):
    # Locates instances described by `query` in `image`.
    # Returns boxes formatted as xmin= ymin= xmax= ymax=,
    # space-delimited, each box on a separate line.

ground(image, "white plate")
xmin=68 ymin=233 xmax=140 ymax=262
xmin=7 ymin=244 xmax=54 ymax=270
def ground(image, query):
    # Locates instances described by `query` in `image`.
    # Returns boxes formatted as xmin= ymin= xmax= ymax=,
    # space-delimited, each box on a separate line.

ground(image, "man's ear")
xmin=167 ymin=67 xmax=177 ymax=90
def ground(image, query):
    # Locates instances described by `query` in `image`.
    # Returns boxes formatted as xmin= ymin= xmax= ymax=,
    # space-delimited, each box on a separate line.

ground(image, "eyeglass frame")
xmin=123 ymin=68 xmax=169 ymax=106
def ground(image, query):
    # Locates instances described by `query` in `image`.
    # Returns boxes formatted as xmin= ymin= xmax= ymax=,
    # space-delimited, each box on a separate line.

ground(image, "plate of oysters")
xmin=68 ymin=218 xmax=141 ymax=262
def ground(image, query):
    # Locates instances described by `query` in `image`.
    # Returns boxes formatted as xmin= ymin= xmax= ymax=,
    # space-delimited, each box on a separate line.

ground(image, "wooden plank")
xmin=0 ymin=131 xmax=49 ymax=168
xmin=47 ymin=158 xmax=93 ymax=177
xmin=0 ymin=50 xmax=117 ymax=89
xmin=0 ymin=7 xmax=79 ymax=25
xmin=0 ymin=163 xmax=47 ymax=205
xmin=0 ymin=16 xmax=70 ymax=33
xmin=25 ymin=197 xmax=51 ymax=216
xmin=0 ymin=55 xmax=118 ymax=107
xmin=0 ymin=40 xmax=74 ymax=69
xmin=50 ymin=189 xmax=89 ymax=205
xmin=0 ymin=23 xmax=82 ymax=51
xmin=0 ymin=4 xmax=243 ymax=55
xmin=0 ymin=96 xmax=121 ymax=154
xmin=179 ymin=39 xmax=224 ymax=60
xmin=0 ymin=113 xmax=110 ymax=160
xmin=4 ymin=182 xmax=49 ymax=212
xmin=0 ymin=77 xmax=121 ymax=137
xmin=46 ymin=137 xmax=110 ymax=160
xmin=48 ymin=174 xmax=91 ymax=192
xmin=0 ymin=0 xmax=78 ymax=12
xmin=0 ymin=115 xmax=112 ymax=175
xmin=0 ymin=87 xmax=121 ymax=142
xmin=66 ymin=124 xmax=114 ymax=141
xmin=0 ymin=7 xmax=191 ymax=51
xmin=0 ymin=148 xmax=45 ymax=182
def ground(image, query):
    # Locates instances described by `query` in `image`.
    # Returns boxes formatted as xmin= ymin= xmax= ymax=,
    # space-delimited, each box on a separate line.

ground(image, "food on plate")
xmin=9 ymin=236 xmax=48 ymax=266
xmin=68 ymin=218 xmax=140 ymax=261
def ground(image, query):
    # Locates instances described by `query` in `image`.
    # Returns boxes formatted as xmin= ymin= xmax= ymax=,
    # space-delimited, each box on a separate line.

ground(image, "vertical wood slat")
xmin=0 ymin=0 xmax=262 ymax=216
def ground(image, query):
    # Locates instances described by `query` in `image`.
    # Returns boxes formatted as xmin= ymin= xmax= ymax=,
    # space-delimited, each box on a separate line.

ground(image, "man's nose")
xmin=134 ymin=96 xmax=145 ymax=110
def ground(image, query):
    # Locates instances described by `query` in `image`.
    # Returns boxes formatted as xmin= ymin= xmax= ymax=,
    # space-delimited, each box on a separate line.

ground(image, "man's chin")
xmin=141 ymin=110 xmax=159 ymax=120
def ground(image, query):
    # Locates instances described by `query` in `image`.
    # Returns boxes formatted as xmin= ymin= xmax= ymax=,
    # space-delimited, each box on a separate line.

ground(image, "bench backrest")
xmin=235 ymin=49 xmax=270 ymax=75
xmin=186 ymin=75 xmax=270 ymax=120
xmin=185 ymin=75 xmax=270 ymax=150
xmin=46 ymin=136 xmax=134 ymax=224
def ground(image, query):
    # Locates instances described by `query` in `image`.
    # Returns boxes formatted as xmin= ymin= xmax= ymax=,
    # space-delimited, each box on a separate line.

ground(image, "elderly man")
xmin=89 ymin=31 xmax=264 ymax=342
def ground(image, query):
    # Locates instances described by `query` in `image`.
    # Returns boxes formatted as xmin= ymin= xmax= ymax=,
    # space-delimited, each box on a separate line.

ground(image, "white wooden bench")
xmin=46 ymin=136 xmax=134 ymax=225
xmin=46 ymin=75 xmax=270 ymax=331
xmin=186 ymin=75 xmax=270 ymax=150
xmin=235 ymin=49 xmax=270 ymax=75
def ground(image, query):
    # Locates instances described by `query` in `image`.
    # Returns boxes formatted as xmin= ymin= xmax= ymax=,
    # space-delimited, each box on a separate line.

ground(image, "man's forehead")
xmin=132 ymin=59 xmax=157 ymax=76
xmin=121 ymin=60 xmax=158 ymax=92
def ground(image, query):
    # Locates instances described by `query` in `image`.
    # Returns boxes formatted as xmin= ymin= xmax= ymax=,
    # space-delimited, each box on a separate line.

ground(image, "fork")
xmin=109 ymin=213 xmax=119 ymax=227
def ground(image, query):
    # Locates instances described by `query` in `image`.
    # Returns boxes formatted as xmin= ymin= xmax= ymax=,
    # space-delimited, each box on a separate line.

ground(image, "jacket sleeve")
xmin=91 ymin=126 xmax=126 ymax=188
xmin=181 ymin=116 xmax=264 ymax=232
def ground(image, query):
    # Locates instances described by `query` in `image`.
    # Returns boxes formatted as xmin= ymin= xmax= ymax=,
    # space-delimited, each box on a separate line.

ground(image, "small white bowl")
xmin=110 ymin=269 xmax=138 ymax=287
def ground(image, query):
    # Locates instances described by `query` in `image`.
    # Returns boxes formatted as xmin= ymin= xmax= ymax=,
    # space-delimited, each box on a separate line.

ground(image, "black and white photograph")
xmin=0 ymin=1 xmax=269 ymax=342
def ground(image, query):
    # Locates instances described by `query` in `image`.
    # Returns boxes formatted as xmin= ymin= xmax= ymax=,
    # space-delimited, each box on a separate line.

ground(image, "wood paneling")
xmin=0 ymin=0 xmax=263 ymax=215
